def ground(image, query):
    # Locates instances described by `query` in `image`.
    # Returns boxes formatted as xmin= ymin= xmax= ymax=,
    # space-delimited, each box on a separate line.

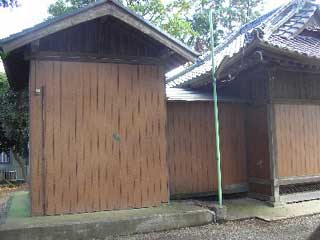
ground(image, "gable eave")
xmin=0 ymin=0 xmax=199 ymax=62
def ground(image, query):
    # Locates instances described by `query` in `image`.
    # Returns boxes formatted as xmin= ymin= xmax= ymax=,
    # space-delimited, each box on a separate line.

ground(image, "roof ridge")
xmin=167 ymin=0 xmax=320 ymax=87
xmin=270 ymin=0 xmax=319 ymax=39
xmin=166 ymin=7 xmax=279 ymax=82
xmin=260 ymin=0 xmax=304 ymax=38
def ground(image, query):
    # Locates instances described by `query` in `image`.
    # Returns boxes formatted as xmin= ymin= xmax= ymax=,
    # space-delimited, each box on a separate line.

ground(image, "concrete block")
xmin=0 ymin=197 xmax=214 ymax=240
xmin=208 ymin=204 xmax=227 ymax=222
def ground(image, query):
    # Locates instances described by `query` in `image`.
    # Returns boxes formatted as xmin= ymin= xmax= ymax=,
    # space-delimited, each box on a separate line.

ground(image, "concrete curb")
xmin=0 ymin=209 xmax=214 ymax=240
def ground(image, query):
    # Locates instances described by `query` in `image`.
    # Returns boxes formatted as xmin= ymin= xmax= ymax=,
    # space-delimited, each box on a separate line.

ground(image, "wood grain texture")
xmin=246 ymin=105 xmax=270 ymax=180
xmin=38 ymin=17 xmax=162 ymax=58
xmin=30 ymin=60 xmax=45 ymax=215
xmin=271 ymin=70 xmax=320 ymax=100
xmin=167 ymin=102 xmax=248 ymax=195
xmin=30 ymin=60 xmax=168 ymax=216
xmin=275 ymin=104 xmax=320 ymax=178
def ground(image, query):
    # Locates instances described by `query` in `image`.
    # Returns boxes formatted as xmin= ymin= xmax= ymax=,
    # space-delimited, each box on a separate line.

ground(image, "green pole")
xmin=209 ymin=9 xmax=223 ymax=206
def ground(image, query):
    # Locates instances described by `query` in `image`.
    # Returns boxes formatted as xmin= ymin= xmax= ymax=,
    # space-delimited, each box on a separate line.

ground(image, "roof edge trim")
xmin=0 ymin=0 xmax=199 ymax=61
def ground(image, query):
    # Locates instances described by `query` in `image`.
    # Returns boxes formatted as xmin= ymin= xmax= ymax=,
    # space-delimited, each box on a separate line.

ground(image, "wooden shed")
xmin=166 ymin=0 xmax=320 ymax=205
xmin=0 ymin=0 xmax=198 ymax=216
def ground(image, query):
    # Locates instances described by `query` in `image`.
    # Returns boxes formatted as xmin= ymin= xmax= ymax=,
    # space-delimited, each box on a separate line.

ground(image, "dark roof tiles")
xmin=167 ymin=0 xmax=320 ymax=88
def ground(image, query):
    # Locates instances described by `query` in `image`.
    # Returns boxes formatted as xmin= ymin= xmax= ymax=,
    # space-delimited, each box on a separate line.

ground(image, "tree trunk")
xmin=12 ymin=151 xmax=27 ymax=182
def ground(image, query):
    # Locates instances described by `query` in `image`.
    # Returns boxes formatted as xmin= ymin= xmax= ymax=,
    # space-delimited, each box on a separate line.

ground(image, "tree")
xmin=0 ymin=72 xmax=29 ymax=180
xmin=0 ymin=0 xmax=18 ymax=8
xmin=190 ymin=0 xmax=263 ymax=52
xmin=47 ymin=0 xmax=263 ymax=53
xmin=48 ymin=0 xmax=96 ymax=17
xmin=48 ymin=0 xmax=198 ymax=44
xmin=0 ymin=72 xmax=8 ymax=94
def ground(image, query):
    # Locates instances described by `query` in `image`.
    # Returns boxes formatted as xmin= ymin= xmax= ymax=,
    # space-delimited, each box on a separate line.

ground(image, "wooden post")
xmin=266 ymin=66 xmax=280 ymax=205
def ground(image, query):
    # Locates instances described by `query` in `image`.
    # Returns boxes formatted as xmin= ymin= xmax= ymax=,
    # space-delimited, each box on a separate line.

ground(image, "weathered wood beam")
xmin=280 ymin=190 xmax=320 ymax=203
xmin=268 ymin=105 xmax=280 ymax=201
xmin=266 ymin=67 xmax=280 ymax=203
xmin=171 ymin=183 xmax=248 ymax=200
xmin=25 ymin=51 xmax=163 ymax=65
xmin=268 ymin=64 xmax=320 ymax=74
xmin=271 ymin=98 xmax=320 ymax=105
xmin=279 ymin=175 xmax=320 ymax=186
xmin=258 ymin=45 xmax=320 ymax=67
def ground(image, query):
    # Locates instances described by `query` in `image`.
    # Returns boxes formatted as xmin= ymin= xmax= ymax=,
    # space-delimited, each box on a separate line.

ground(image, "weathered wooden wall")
xmin=246 ymin=105 xmax=270 ymax=179
xmin=38 ymin=17 xmax=162 ymax=57
xmin=30 ymin=60 xmax=168 ymax=216
xmin=246 ymin=105 xmax=272 ymax=196
xmin=275 ymin=104 xmax=320 ymax=178
xmin=219 ymin=65 xmax=269 ymax=104
xmin=33 ymin=16 xmax=185 ymax=69
xmin=271 ymin=69 xmax=320 ymax=179
xmin=167 ymin=101 xmax=248 ymax=196
xmin=219 ymin=66 xmax=274 ymax=198
xmin=271 ymin=70 xmax=320 ymax=100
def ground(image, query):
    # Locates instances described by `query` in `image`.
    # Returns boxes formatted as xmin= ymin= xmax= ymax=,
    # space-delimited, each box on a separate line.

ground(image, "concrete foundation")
xmin=0 ymin=191 xmax=214 ymax=240
xmin=224 ymin=198 xmax=320 ymax=221
xmin=209 ymin=204 xmax=227 ymax=222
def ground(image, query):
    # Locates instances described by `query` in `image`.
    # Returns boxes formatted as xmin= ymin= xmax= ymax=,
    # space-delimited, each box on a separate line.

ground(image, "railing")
xmin=0 ymin=170 xmax=17 ymax=182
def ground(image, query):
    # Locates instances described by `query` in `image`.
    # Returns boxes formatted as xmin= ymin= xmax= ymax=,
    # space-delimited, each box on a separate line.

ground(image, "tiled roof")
xmin=306 ymin=20 xmax=320 ymax=31
xmin=266 ymin=35 xmax=320 ymax=58
xmin=167 ymin=0 xmax=320 ymax=88
xmin=275 ymin=1 xmax=317 ymax=38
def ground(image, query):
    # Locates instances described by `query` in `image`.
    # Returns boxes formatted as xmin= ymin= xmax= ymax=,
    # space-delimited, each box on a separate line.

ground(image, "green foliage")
xmin=190 ymin=0 xmax=263 ymax=52
xmin=0 ymin=52 xmax=9 ymax=60
xmin=127 ymin=0 xmax=166 ymax=26
xmin=48 ymin=0 xmax=197 ymax=44
xmin=48 ymin=0 xmax=96 ymax=17
xmin=0 ymin=72 xmax=9 ymax=95
xmin=47 ymin=0 xmax=263 ymax=52
xmin=0 ymin=73 xmax=28 ymax=159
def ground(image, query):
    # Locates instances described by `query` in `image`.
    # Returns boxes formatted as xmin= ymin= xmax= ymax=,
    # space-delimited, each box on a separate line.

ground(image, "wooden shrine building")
xmin=167 ymin=0 xmax=320 ymax=204
xmin=0 ymin=0 xmax=198 ymax=216
xmin=2 ymin=0 xmax=320 ymax=216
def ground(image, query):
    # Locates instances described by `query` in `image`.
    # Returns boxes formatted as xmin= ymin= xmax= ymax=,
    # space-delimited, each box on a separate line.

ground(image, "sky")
xmin=0 ymin=0 xmax=290 ymax=72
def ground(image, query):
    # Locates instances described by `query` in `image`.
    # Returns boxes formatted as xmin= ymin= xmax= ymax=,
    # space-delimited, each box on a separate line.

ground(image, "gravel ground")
xmin=113 ymin=214 xmax=320 ymax=240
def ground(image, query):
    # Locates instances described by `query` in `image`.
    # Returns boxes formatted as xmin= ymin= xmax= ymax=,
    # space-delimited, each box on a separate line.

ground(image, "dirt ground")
xmin=114 ymin=214 xmax=320 ymax=240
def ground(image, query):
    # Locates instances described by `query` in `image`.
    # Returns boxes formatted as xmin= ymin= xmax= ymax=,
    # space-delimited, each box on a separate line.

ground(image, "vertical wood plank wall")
xmin=30 ymin=60 xmax=168 ymax=216
xmin=271 ymin=69 xmax=320 ymax=179
xmin=246 ymin=105 xmax=272 ymax=196
xmin=275 ymin=104 xmax=320 ymax=178
xmin=167 ymin=102 xmax=248 ymax=195
xmin=247 ymin=106 xmax=270 ymax=180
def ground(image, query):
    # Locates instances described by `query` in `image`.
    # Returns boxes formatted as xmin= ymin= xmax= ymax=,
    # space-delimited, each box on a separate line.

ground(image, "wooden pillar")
xmin=266 ymin=67 xmax=281 ymax=205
